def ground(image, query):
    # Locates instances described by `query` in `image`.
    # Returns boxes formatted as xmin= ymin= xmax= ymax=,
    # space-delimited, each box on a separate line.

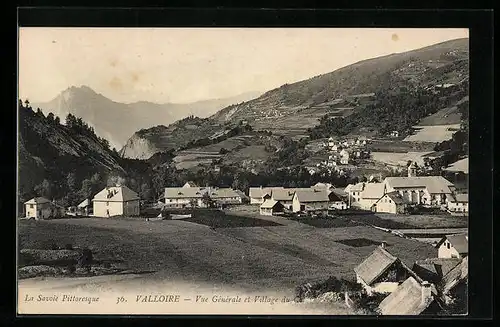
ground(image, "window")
xmin=106 ymin=201 xmax=109 ymax=206
xmin=447 ymin=242 xmax=450 ymax=249
xmin=29 ymin=204 xmax=34 ymax=209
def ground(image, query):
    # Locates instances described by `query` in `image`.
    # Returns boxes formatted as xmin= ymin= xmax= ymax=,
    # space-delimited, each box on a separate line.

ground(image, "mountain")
xmin=33 ymin=87 xmax=262 ymax=149
xmin=120 ymin=38 xmax=469 ymax=160
xmin=211 ymin=38 xmax=469 ymax=135
xmin=18 ymin=102 xmax=127 ymax=204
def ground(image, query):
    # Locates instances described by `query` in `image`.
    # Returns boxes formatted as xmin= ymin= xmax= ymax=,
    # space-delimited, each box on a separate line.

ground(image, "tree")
xmin=54 ymin=116 xmax=60 ymax=125
xmin=201 ymin=193 xmax=212 ymax=208
xmin=67 ymin=172 xmax=77 ymax=192
xmin=35 ymin=179 xmax=53 ymax=198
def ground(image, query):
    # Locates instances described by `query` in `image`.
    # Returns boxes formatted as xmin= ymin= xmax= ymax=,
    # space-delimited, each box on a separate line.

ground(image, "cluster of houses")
xmin=344 ymin=162 xmax=468 ymax=214
xmin=22 ymin=161 xmax=467 ymax=220
xmin=354 ymin=233 xmax=468 ymax=315
xmin=319 ymin=137 xmax=371 ymax=170
xmin=249 ymin=183 xmax=348 ymax=216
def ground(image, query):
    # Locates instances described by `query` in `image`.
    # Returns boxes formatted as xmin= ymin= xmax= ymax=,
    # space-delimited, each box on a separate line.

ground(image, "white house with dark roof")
xmin=345 ymin=182 xmax=385 ymax=210
xmin=354 ymin=244 xmax=422 ymax=295
xmin=436 ymin=234 xmax=468 ymax=259
xmin=92 ymin=185 xmax=140 ymax=217
xmin=164 ymin=186 xmax=242 ymax=208
xmin=259 ymin=199 xmax=285 ymax=216
xmin=270 ymin=188 xmax=296 ymax=210
xmin=446 ymin=193 xmax=468 ymax=213
xmin=24 ymin=197 xmax=65 ymax=220
xmin=248 ymin=186 xmax=284 ymax=205
xmin=374 ymin=191 xmax=409 ymax=214
xmin=291 ymin=188 xmax=331 ymax=213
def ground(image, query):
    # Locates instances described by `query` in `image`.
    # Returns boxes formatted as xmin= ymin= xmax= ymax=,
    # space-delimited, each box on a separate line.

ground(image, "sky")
xmin=18 ymin=28 xmax=469 ymax=104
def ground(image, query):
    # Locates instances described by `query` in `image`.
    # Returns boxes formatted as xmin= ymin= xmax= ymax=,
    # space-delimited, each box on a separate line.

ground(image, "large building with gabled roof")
xmin=92 ymin=185 xmax=140 ymax=217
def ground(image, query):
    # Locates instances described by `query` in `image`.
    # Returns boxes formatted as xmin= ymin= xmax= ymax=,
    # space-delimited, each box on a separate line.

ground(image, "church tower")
xmin=407 ymin=161 xmax=418 ymax=177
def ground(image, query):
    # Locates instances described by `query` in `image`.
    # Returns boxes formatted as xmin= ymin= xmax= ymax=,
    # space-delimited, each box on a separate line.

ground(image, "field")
xmin=18 ymin=212 xmax=437 ymax=295
xmin=367 ymin=140 xmax=436 ymax=153
xmin=403 ymin=124 xmax=461 ymax=142
xmin=371 ymin=151 xmax=433 ymax=167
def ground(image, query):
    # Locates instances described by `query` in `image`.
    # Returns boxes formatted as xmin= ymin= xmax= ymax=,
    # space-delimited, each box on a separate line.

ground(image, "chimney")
xmin=421 ymin=281 xmax=432 ymax=306
xmin=380 ymin=241 xmax=387 ymax=249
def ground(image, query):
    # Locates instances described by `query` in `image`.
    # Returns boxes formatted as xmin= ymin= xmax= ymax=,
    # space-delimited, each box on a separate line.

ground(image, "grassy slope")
xmin=18 ymin=215 xmax=437 ymax=291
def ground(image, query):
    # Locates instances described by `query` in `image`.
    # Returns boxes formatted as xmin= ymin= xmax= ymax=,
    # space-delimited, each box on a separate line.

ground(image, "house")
xmin=354 ymin=244 xmax=422 ymax=295
xmin=208 ymin=188 xmax=243 ymax=206
xmin=383 ymin=176 xmax=455 ymax=206
xmin=164 ymin=186 xmax=242 ymax=208
xmin=292 ymin=188 xmax=331 ymax=213
xmin=378 ymin=277 xmax=441 ymax=315
xmin=77 ymin=199 xmax=92 ymax=216
xmin=412 ymin=258 xmax=462 ymax=285
xmin=435 ymin=234 xmax=468 ymax=259
xmin=444 ymin=157 xmax=468 ymax=175
xmin=446 ymin=193 xmax=468 ymax=213
xmin=259 ymin=199 xmax=285 ymax=216
xmin=346 ymin=182 xmax=385 ymax=210
xmin=339 ymin=149 xmax=350 ymax=165
xmin=92 ymin=185 xmax=140 ymax=217
xmin=390 ymin=131 xmax=399 ymax=137
xmin=24 ymin=197 xmax=65 ymax=220
xmin=374 ymin=192 xmax=409 ymax=214
xmin=328 ymin=191 xmax=348 ymax=210
xmin=249 ymin=186 xmax=284 ymax=204
xmin=164 ymin=186 xmax=209 ymax=208
xmin=438 ymin=256 xmax=468 ymax=303
xmin=183 ymin=181 xmax=198 ymax=188
xmin=270 ymin=189 xmax=295 ymax=210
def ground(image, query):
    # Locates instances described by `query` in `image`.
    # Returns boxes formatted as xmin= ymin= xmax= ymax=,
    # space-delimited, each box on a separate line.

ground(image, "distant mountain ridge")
xmin=33 ymin=87 xmax=262 ymax=149
xmin=120 ymin=38 xmax=469 ymax=159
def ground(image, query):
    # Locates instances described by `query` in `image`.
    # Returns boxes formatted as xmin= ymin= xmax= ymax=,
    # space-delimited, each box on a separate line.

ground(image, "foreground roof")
xmin=260 ymin=199 xmax=281 ymax=209
xmin=444 ymin=157 xmax=468 ymax=174
xmin=93 ymin=186 xmax=140 ymax=202
xmin=354 ymin=246 xmax=398 ymax=285
xmin=77 ymin=199 xmax=90 ymax=208
xmin=378 ymin=277 xmax=437 ymax=315
xmin=439 ymin=256 xmax=468 ymax=294
xmin=271 ymin=189 xmax=296 ymax=201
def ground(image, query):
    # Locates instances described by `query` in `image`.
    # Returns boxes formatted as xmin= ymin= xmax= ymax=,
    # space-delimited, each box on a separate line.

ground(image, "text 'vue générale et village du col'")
xmin=24 ymin=293 xmax=293 ymax=306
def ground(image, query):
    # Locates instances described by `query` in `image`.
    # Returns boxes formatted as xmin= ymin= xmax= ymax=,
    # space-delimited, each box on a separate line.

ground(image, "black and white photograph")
xmin=17 ymin=27 xmax=469 ymax=315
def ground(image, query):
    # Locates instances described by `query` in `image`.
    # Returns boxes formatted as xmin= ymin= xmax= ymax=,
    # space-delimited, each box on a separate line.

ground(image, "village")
xmin=20 ymin=155 xmax=468 ymax=315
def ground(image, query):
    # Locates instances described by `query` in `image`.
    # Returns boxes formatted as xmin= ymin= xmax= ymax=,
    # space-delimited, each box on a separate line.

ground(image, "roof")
xmin=77 ymin=199 xmax=90 ymax=208
xmin=439 ymin=257 xmax=468 ymax=294
xmin=454 ymin=193 xmax=468 ymax=203
xmin=436 ymin=234 xmax=468 ymax=254
xmin=293 ymin=188 xmax=330 ymax=203
xmin=345 ymin=183 xmax=364 ymax=193
xmin=378 ymin=277 xmax=437 ymax=315
xmin=354 ymin=246 xmax=398 ymax=285
xmin=165 ymin=187 xmax=208 ymax=199
xmin=209 ymin=188 xmax=241 ymax=199
xmin=360 ymin=182 xmax=385 ymax=199
xmin=25 ymin=197 xmax=51 ymax=204
xmin=444 ymin=158 xmax=468 ymax=174
xmin=271 ymin=189 xmax=296 ymax=201
xmin=414 ymin=258 xmax=462 ymax=279
xmin=183 ymin=181 xmax=198 ymax=188
xmin=381 ymin=191 xmax=408 ymax=205
xmin=93 ymin=186 xmax=140 ymax=202
xmin=260 ymin=199 xmax=282 ymax=209
xmin=384 ymin=176 xmax=454 ymax=194
xmin=249 ymin=187 xmax=284 ymax=199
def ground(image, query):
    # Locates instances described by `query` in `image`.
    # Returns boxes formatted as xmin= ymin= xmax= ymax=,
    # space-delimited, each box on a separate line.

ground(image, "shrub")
xmin=78 ymin=248 xmax=93 ymax=271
